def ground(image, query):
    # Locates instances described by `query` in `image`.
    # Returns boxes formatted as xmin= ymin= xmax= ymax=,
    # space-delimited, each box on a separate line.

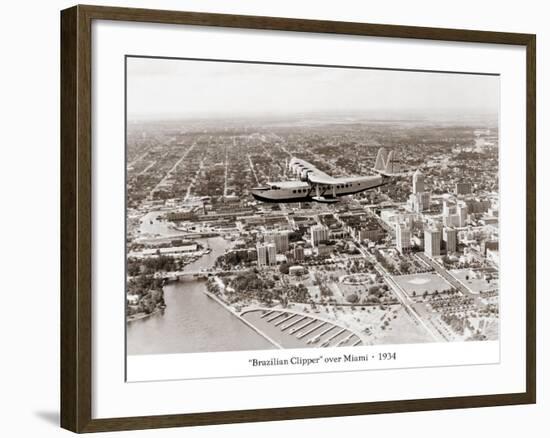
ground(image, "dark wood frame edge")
xmin=60 ymin=4 xmax=536 ymax=433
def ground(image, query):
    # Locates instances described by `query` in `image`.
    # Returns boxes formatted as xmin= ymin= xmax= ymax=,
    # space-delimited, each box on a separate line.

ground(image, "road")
xmin=415 ymin=253 xmax=482 ymax=306
xmin=184 ymin=158 xmax=204 ymax=202
xmin=149 ymin=142 xmax=196 ymax=198
xmin=348 ymin=237 xmax=442 ymax=342
xmin=247 ymin=153 xmax=260 ymax=185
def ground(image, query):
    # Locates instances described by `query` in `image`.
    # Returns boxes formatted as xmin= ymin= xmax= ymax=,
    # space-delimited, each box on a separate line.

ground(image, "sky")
xmin=126 ymin=56 xmax=499 ymax=121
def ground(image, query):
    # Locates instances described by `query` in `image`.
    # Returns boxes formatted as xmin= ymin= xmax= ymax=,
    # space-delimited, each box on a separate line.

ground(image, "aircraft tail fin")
xmin=373 ymin=148 xmax=402 ymax=176
xmin=374 ymin=148 xmax=389 ymax=172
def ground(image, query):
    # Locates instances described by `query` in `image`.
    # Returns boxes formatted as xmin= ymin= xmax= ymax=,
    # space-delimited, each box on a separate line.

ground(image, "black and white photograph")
xmin=125 ymin=57 xmax=500 ymax=358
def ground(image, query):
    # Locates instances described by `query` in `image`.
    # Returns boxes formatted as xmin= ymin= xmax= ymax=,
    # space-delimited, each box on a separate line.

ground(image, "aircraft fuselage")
xmin=251 ymin=174 xmax=388 ymax=203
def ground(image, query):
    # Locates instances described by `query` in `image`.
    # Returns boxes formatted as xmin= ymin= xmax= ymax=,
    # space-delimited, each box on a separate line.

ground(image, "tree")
xmin=278 ymin=262 xmax=290 ymax=275
xmin=368 ymin=285 xmax=381 ymax=296
xmin=399 ymin=261 xmax=411 ymax=274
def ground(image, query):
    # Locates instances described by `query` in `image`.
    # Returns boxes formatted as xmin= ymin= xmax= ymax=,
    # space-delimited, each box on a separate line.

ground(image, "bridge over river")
xmin=162 ymin=268 xmax=248 ymax=281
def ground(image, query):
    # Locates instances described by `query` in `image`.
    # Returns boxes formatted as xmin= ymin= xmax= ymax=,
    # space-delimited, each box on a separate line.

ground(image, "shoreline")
xmin=201 ymin=289 xmax=283 ymax=349
xmin=126 ymin=306 xmax=164 ymax=324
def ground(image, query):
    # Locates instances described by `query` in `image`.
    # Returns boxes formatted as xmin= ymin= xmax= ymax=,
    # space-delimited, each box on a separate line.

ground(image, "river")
xmin=126 ymin=235 xmax=275 ymax=355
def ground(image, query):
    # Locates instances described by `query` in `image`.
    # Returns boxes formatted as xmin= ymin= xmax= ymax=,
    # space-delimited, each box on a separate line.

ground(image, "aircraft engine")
xmin=300 ymin=169 xmax=311 ymax=181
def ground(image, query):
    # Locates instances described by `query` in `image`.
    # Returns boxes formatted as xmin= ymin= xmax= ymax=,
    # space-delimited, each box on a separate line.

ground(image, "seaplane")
xmin=251 ymin=148 xmax=404 ymax=204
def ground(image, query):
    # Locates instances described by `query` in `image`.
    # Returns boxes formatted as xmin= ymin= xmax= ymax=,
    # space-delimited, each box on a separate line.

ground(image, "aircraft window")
xmin=292 ymin=190 xmax=296 ymax=193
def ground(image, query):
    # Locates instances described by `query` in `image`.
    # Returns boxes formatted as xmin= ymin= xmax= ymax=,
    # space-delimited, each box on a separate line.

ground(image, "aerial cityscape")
xmin=125 ymin=58 xmax=500 ymax=356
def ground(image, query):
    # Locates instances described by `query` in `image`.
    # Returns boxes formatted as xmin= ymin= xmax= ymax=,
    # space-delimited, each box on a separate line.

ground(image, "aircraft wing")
xmin=290 ymin=158 xmax=338 ymax=184
xmin=290 ymin=157 xmax=373 ymax=186
xmin=307 ymin=171 xmax=339 ymax=185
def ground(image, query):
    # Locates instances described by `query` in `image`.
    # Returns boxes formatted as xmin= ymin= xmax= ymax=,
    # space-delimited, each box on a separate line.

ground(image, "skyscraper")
xmin=443 ymin=227 xmax=457 ymax=253
xmin=395 ymin=223 xmax=412 ymax=254
xmin=266 ymin=243 xmax=277 ymax=266
xmin=257 ymin=243 xmax=277 ymax=267
xmin=424 ymin=228 xmax=441 ymax=257
xmin=293 ymin=245 xmax=304 ymax=261
xmin=310 ymin=224 xmax=329 ymax=247
xmin=442 ymin=200 xmax=456 ymax=217
xmin=268 ymin=230 xmax=289 ymax=253
xmin=412 ymin=191 xmax=431 ymax=213
xmin=409 ymin=169 xmax=430 ymax=213
xmin=457 ymin=201 xmax=468 ymax=227
xmin=256 ymin=244 xmax=268 ymax=267
xmin=412 ymin=169 xmax=425 ymax=194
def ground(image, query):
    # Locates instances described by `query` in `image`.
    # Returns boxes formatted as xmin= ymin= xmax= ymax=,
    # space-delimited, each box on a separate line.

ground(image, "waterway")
xmin=126 ymin=235 xmax=275 ymax=355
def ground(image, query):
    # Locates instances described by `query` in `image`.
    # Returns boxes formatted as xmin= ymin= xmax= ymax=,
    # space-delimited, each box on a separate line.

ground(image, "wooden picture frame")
xmin=61 ymin=4 xmax=536 ymax=433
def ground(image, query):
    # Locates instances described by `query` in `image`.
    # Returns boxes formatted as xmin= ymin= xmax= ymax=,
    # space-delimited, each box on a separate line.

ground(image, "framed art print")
xmin=60 ymin=5 xmax=536 ymax=432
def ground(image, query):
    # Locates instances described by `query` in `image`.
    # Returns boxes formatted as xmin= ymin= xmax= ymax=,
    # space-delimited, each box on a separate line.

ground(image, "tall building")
xmin=443 ymin=214 xmax=460 ymax=227
xmin=410 ymin=191 xmax=431 ymax=213
xmin=443 ymin=228 xmax=457 ymax=253
xmin=256 ymin=244 xmax=268 ymax=267
xmin=424 ymin=228 xmax=441 ymax=257
xmin=257 ymin=243 xmax=277 ymax=267
xmin=268 ymin=230 xmax=289 ymax=253
xmin=310 ymin=224 xmax=329 ymax=247
xmin=455 ymin=182 xmax=472 ymax=195
xmin=442 ymin=200 xmax=457 ymax=217
xmin=457 ymin=201 xmax=468 ymax=227
xmin=442 ymin=199 xmax=466 ymax=227
xmin=266 ymin=244 xmax=277 ymax=266
xmin=412 ymin=169 xmax=425 ymax=194
xmin=395 ymin=223 xmax=412 ymax=254
xmin=293 ymin=245 xmax=304 ymax=261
